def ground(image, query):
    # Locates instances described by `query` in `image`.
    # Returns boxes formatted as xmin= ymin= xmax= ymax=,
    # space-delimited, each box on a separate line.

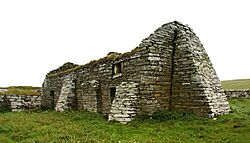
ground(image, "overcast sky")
xmin=0 ymin=0 xmax=249 ymax=87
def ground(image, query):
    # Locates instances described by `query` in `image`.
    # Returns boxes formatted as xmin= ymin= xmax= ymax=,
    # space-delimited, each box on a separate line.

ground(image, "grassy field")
xmin=0 ymin=86 xmax=40 ymax=96
xmin=221 ymin=79 xmax=250 ymax=90
xmin=0 ymin=99 xmax=250 ymax=143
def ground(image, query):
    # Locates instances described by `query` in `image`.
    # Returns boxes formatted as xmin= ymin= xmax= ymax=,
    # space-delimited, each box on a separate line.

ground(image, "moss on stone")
xmin=47 ymin=62 xmax=79 ymax=76
xmin=47 ymin=47 xmax=140 ymax=78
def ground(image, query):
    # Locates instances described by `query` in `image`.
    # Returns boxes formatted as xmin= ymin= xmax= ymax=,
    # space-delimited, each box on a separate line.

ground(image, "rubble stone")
xmin=0 ymin=94 xmax=41 ymax=111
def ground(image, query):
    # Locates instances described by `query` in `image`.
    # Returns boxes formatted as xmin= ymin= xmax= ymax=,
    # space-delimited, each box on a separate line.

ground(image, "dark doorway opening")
xmin=72 ymin=79 xmax=78 ymax=110
xmin=110 ymin=87 xmax=116 ymax=103
xmin=50 ymin=90 xmax=55 ymax=108
xmin=96 ymin=87 xmax=102 ymax=113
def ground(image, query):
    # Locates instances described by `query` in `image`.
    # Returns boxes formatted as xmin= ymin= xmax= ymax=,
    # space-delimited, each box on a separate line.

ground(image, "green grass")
xmin=222 ymin=79 xmax=250 ymax=90
xmin=0 ymin=86 xmax=40 ymax=96
xmin=0 ymin=99 xmax=250 ymax=143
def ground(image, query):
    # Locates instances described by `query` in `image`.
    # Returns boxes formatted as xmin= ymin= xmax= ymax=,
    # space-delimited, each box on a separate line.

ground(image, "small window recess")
xmin=110 ymin=87 xmax=116 ymax=103
xmin=112 ymin=62 xmax=123 ymax=79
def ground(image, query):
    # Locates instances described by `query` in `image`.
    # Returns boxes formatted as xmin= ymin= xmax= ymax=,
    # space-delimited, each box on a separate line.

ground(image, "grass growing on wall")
xmin=0 ymin=99 xmax=250 ymax=143
xmin=222 ymin=79 xmax=250 ymax=90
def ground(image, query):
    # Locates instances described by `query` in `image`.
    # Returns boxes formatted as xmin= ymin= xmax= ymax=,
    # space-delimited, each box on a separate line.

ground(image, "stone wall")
xmin=170 ymin=23 xmax=230 ymax=117
xmin=225 ymin=90 xmax=250 ymax=98
xmin=42 ymin=21 xmax=230 ymax=123
xmin=41 ymin=76 xmax=63 ymax=109
xmin=80 ymin=79 xmax=99 ymax=112
xmin=55 ymin=72 xmax=77 ymax=112
xmin=0 ymin=95 xmax=41 ymax=111
xmin=109 ymin=82 xmax=139 ymax=123
xmin=0 ymin=95 xmax=5 ymax=108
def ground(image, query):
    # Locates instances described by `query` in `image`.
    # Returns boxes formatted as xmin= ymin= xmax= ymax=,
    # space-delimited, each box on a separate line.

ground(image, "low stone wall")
xmin=224 ymin=90 xmax=250 ymax=99
xmin=0 ymin=95 xmax=5 ymax=108
xmin=0 ymin=95 xmax=41 ymax=111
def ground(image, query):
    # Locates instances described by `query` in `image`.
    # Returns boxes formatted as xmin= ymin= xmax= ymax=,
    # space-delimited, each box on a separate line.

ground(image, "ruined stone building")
xmin=41 ymin=21 xmax=230 ymax=123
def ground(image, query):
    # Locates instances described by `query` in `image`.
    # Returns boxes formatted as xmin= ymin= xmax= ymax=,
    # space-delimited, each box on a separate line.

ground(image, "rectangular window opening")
xmin=112 ymin=62 xmax=123 ymax=78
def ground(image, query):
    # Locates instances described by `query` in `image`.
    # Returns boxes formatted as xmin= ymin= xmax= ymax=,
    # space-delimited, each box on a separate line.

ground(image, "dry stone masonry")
xmin=109 ymin=82 xmax=139 ymax=123
xmin=0 ymin=95 xmax=41 ymax=111
xmin=225 ymin=90 xmax=250 ymax=98
xmin=0 ymin=95 xmax=4 ymax=108
xmin=55 ymin=73 xmax=77 ymax=112
xmin=41 ymin=21 xmax=230 ymax=123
